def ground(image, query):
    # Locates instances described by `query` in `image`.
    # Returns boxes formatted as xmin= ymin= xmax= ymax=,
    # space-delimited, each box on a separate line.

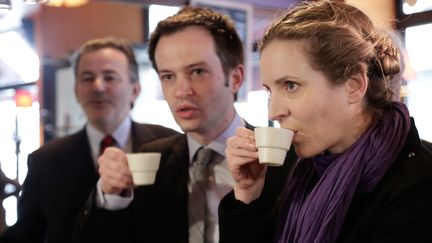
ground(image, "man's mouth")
xmin=175 ymin=104 xmax=198 ymax=119
xmin=88 ymin=99 xmax=109 ymax=108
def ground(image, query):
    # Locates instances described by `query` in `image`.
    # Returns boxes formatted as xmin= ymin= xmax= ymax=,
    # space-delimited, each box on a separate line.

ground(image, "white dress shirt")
xmin=98 ymin=113 xmax=245 ymax=242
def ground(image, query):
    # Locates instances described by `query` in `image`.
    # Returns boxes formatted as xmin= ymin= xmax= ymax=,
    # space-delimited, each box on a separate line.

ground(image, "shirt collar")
xmin=187 ymin=113 xmax=245 ymax=163
xmin=86 ymin=117 xmax=132 ymax=164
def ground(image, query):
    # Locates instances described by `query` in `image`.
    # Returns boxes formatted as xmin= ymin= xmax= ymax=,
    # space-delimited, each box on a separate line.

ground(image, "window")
xmin=402 ymin=0 xmax=432 ymax=14
xmin=397 ymin=0 xmax=432 ymax=142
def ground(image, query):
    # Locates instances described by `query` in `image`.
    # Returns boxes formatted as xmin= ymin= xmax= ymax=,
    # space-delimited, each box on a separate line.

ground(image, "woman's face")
xmin=260 ymin=40 xmax=360 ymax=158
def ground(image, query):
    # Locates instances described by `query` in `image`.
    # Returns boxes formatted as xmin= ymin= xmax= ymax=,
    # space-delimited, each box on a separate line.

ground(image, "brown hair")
xmin=73 ymin=36 xmax=139 ymax=83
xmin=148 ymin=6 xmax=244 ymax=77
xmin=260 ymin=1 xmax=400 ymax=119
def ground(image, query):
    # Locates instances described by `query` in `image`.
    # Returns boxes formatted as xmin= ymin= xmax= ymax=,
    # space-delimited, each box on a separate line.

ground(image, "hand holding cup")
xmin=254 ymin=127 xmax=294 ymax=167
xmin=126 ymin=153 xmax=161 ymax=186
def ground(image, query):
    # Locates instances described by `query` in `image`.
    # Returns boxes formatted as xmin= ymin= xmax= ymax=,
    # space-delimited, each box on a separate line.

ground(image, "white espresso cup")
xmin=126 ymin=152 xmax=161 ymax=185
xmin=254 ymin=127 xmax=294 ymax=166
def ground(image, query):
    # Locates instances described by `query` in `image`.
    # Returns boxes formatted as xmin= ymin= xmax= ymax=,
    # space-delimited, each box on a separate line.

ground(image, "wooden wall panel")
xmin=34 ymin=0 xmax=143 ymax=59
xmin=345 ymin=0 xmax=396 ymax=29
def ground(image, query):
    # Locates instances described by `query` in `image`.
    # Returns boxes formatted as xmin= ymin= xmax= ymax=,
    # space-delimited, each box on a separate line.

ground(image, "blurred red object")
xmin=15 ymin=89 xmax=33 ymax=107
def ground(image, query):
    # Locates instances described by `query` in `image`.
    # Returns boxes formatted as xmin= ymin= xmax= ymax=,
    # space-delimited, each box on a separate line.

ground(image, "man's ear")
xmin=228 ymin=64 xmax=244 ymax=93
xmin=346 ymin=72 xmax=368 ymax=104
xmin=131 ymin=81 xmax=141 ymax=102
xmin=74 ymin=82 xmax=79 ymax=102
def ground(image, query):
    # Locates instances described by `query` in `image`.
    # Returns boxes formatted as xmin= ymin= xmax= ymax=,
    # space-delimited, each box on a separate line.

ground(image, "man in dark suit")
xmin=79 ymin=7 xmax=295 ymax=243
xmin=0 ymin=37 xmax=177 ymax=243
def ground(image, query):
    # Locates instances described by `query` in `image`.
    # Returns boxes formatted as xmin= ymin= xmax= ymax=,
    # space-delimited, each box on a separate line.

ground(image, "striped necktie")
xmin=188 ymin=147 xmax=214 ymax=243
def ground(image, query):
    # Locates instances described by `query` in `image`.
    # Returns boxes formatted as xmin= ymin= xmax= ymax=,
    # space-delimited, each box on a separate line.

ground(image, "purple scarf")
xmin=276 ymin=102 xmax=411 ymax=243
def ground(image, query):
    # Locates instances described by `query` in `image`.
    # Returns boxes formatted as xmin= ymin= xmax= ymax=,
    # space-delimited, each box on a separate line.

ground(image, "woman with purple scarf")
xmin=219 ymin=1 xmax=432 ymax=243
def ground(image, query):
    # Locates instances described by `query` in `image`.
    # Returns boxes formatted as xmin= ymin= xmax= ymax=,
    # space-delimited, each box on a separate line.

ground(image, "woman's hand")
xmin=225 ymin=127 xmax=267 ymax=204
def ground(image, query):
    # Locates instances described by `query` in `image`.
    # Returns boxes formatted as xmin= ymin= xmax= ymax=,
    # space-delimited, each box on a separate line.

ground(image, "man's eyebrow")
xmin=185 ymin=61 xmax=207 ymax=69
xmin=79 ymin=71 xmax=94 ymax=76
xmin=101 ymin=70 xmax=118 ymax=74
xmin=158 ymin=62 xmax=208 ymax=74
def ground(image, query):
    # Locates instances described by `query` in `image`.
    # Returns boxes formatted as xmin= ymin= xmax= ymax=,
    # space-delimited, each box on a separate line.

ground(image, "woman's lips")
xmin=292 ymin=131 xmax=301 ymax=143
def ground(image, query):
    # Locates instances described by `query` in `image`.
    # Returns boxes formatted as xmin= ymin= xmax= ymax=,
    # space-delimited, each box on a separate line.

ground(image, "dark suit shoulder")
xmin=130 ymin=122 xmax=179 ymax=152
xmin=30 ymin=130 xmax=87 ymax=158
xmin=133 ymin=123 xmax=178 ymax=136
xmin=139 ymin=133 xmax=186 ymax=153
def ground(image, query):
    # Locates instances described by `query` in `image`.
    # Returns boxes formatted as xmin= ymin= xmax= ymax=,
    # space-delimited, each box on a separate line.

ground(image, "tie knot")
xmin=194 ymin=147 xmax=213 ymax=166
xmin=99 ymin=135 xmax=116 ymax=155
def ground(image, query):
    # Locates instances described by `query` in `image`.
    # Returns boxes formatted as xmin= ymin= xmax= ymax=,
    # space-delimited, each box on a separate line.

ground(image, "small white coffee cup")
xmin=254 ymin=127 xmax=294 ymax=166
xmin=126 ymin=152 xmax=161 ymax=185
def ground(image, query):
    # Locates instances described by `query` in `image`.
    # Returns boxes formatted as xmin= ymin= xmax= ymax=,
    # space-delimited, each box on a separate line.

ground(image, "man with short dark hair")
xmin=80 ymin=7 xmax=294 ymax=243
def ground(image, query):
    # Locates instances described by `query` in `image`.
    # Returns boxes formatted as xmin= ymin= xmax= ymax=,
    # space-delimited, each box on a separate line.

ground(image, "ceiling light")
xmin=23 ymin=0 xmax=49 ymax=3
xmin=23 ymin=0 xmax=88 ymax=7
xmin=45 ymin=0 xmax=88 ymax=7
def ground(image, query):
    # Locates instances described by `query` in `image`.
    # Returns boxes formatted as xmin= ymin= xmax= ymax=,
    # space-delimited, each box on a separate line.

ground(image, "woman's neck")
xmin=329 ymin=111 xmax=373 ymax=154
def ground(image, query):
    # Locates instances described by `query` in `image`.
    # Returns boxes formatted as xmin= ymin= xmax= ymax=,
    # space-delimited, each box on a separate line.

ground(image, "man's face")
xmin=154 ymin=26 xmax=243 ymax=140
xmin=75 ymin=48 xmax=140 ymax=133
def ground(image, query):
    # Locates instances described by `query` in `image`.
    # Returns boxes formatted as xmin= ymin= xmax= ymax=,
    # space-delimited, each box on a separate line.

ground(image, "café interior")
xmin=0 ymin=0 xmax=431 ymax=231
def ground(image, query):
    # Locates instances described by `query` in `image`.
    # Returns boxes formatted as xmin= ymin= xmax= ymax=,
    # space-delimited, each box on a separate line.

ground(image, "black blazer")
xmin=422 ymin=139 xmax=432 ymax=152
xmin=218 ymin=119 xmax=432 ymax=243
xmin=0 ymin=122 xmax=177 ymax=243
xmin=81 ymin=134 xmax=190 ymax=243
xmin=79 ymin=123 xmax=297 ymax=243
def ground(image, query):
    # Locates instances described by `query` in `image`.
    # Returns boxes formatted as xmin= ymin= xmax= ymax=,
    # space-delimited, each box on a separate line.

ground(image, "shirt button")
xmin=408 ymin=152 xmax=415 ymax=158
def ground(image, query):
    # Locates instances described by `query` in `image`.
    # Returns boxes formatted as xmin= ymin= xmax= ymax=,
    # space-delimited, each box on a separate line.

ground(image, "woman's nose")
xmin=268 ymin=94 xmax=287 ymax=123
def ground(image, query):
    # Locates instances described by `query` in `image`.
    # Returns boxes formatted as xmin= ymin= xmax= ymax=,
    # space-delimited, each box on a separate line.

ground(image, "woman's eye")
xmin=286 ymin=81 xmax=298 ymax=92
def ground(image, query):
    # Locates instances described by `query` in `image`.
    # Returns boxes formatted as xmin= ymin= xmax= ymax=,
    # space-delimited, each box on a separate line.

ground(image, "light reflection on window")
xmin=0 ymin=31 xmax=40 ymax=83
xmin=403 ymin=0 xmax=432 ymax=15
xmin=148 ymin=5 xmax=180 ymax=37
xmin=405 ymin=23 xmax=432 ymax=142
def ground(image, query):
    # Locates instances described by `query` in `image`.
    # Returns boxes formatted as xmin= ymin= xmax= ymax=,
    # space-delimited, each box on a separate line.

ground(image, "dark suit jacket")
xmin=218 ymin=119 xmax=432 ymax=243
xmin=78 ymin=124 xmax=297 ymax=243
xmin=0 ymin=122 xmax=177 ymax=243
xmin=422 ymin=139 xmax=432 ymax=152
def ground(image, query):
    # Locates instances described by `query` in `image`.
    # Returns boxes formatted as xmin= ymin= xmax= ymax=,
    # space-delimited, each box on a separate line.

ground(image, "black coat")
xmin=0 ymin=122 xmax=177 ymax=243
xmin=218 ymin=119 xmax=432 ymax=243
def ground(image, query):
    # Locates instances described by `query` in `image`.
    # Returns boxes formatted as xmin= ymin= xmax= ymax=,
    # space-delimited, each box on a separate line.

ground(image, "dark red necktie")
xmin=99 ymin=135 xmax=116 ymax=155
